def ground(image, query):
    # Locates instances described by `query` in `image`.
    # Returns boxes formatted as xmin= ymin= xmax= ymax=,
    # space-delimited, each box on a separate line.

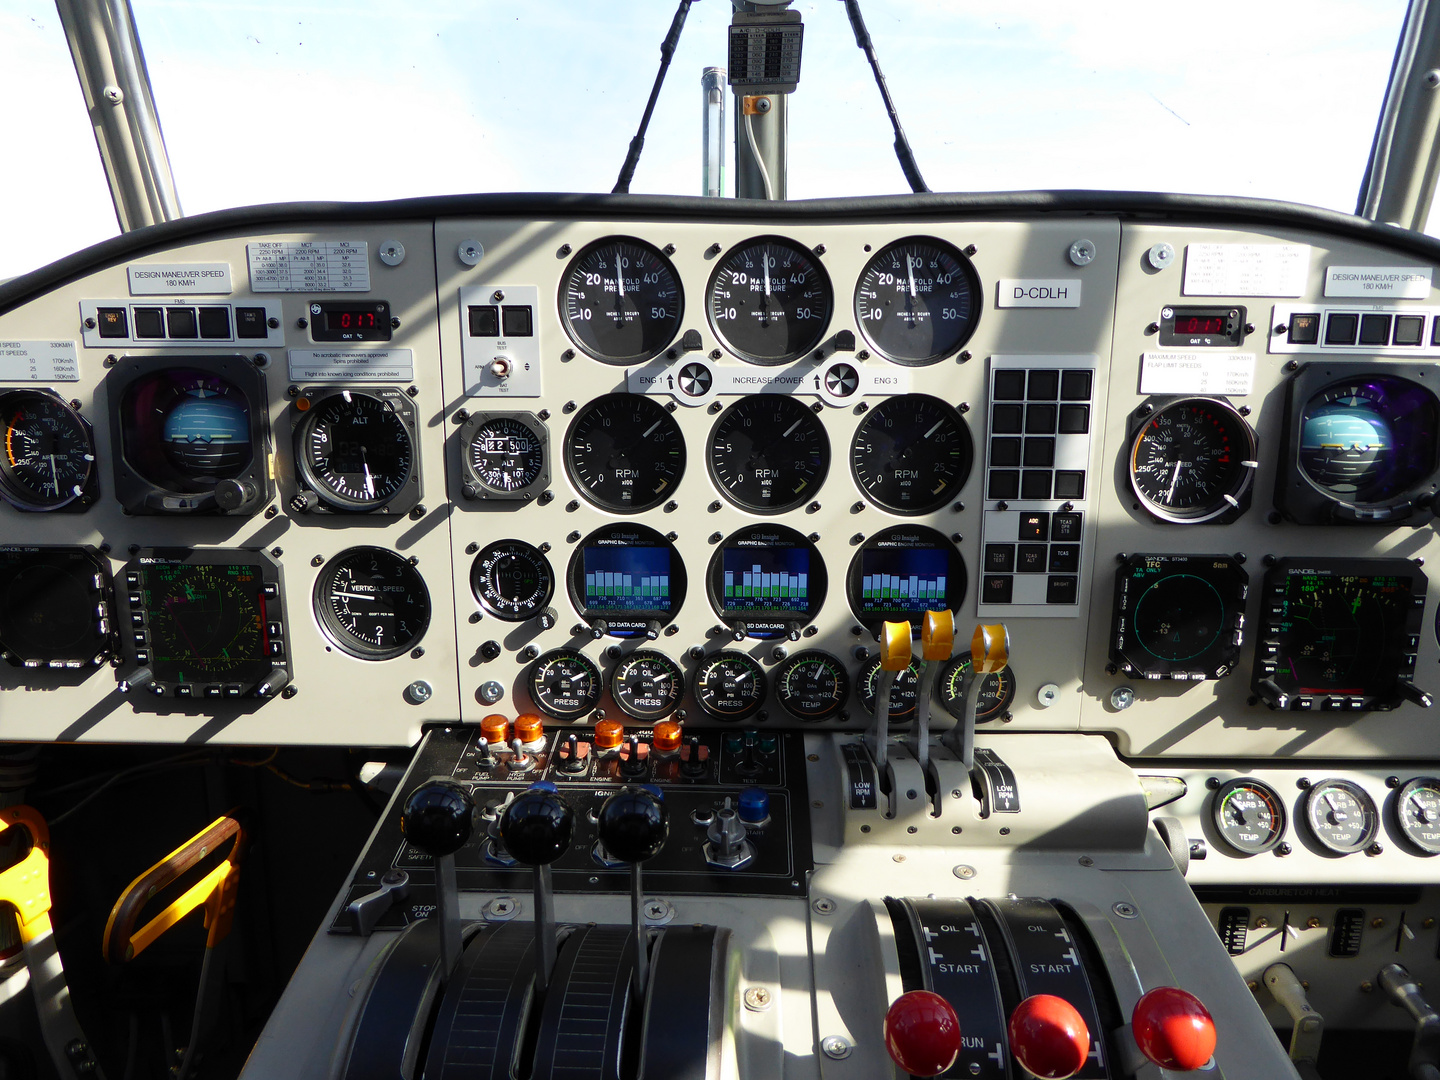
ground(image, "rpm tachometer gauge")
xmin=854 ymin=237 xmax=980 ymax=365
xmin=560 ymin=237 xmax=683 ymax=364
xmin=707 ymin=236 xmax=832 ymax=365
xmin=1211 ymin=778 xmax=1286 ymax=856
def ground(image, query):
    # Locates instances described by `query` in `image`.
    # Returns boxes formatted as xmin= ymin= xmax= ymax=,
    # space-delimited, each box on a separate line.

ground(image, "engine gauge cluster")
xmin=291 ymin=387 xmax=420 ymax=515
xmin=567 ymin=524 xmax=686 ymax=638
xmin=847 ymin=525 xmax=966 ymax=636
xmin=707 ymin=524 xmax=825 ymax=640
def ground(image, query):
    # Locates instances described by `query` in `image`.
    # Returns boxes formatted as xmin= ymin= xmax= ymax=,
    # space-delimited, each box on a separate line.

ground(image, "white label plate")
xmin=995 ymin=279 xmax=1082 ymax=308
xmin=1182 ymin=244 xmax=1309 ymax=297
xmin=288 ymin=349 xmax=414 ymax=382
xmin=1140 ymin=352 xmax=1254 ymax=396
xmin=0 ymin=341 xmax=80 ymax=382
xmin=1324 ymin=265 xmax=1432 ymax=298
xmin=127 ymin=263 xmax=232 ymax=295
xmin=248 ymin=242 xmax=370 ymax=292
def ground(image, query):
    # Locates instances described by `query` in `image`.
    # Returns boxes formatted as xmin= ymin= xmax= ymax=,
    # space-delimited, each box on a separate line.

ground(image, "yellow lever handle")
xmin=920 ymin=610 xmax=955 ymax=661
xmin=971 ymin=623 xmax=1010 ymax=674
xmin=880 ymin=620 xmax=912 ymax=672
xmin=0 ymin=806 xmax=53 ymax=944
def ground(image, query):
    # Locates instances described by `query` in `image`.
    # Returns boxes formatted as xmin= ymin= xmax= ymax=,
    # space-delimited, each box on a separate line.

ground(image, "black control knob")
xmin=120 ymin=667 xmax=154 ymax=694
xmin=478 ymin=640 xmax=502 ymax=662
xmin=288 ymin=489 xmax=319 ymax=514
xmin=500 ymin=783 xmax=574 ymax=866
xmin=401 ymin=778 xmax=474 ymax=858
xmin=214 ymin=478 xmax=257 ymax=512
xmin=596 ymin=785 xmax=668 ymax=864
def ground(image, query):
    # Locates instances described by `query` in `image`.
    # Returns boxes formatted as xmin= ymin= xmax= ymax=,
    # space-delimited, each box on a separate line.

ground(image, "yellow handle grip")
xmin=971 ymin=623 xmax=1010 ymax=673
xmin=880 ymin=620 xmax=913 ymax=672
xmin=0 ymin=806 xmax=53 ymax=944
xmin=920 ymin=610 xmax=955 ymax=661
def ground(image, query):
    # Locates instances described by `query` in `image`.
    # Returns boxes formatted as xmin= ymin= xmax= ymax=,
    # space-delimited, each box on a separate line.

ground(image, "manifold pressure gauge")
xmin=527 ymin=648 xmax=602 ymax=720
xmin=459 ymin=411 xmax=549 ymax=501
xmin=292 ymin=387 xmax=420 ymax=514
xmin=1128 ymin=397 xmax=1257 ymax=524
xmin=1211 ymin=778 xmax=1286 ymax=856
xmin=559 ymin=236 xmax=684 ymax=364
xmin=0 ymin=390 xmax=98 ymax=512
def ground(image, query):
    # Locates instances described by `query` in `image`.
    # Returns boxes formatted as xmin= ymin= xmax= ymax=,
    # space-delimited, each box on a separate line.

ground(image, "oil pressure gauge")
xmin=1302 ymin=778 xmax=1378 ymax=855
xmin=1211 ymin=778 xmax=1286 ymax=856
xmin=527 ymin=648 xmax=602 ymax=721
xmin=1392 ymin=777 xmax=1440 ymax=855
xmin=610 ymin=649 xmax=683 ymax=721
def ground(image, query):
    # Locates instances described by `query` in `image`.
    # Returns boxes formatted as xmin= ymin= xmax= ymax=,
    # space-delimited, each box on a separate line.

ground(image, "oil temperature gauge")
xmin=936 ymin=655 xmax=1016 ymax=724
xmin=1302 ymin=778 xmax=1378 ymax=855
xmin=693 ymin=651 xmax=767 ymax=722
xmin=1211 ymin=778 xmax=1286 ymax=856
xmin=1392 ymin=777 xmax=1440 ymax=855
xmin=773 ymin=650 xmax=849 ymax=722
xmin=857 ymin=657 xmax=922 ymax=726
xmin=610 ymin=649 xmax=683 ymax=721
xmin=527 ymin=648 xmax=602 ymax=721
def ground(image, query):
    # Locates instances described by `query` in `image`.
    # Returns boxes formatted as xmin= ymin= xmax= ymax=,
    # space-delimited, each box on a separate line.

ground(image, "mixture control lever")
xmin=1379 ymin=963 xmax=1440 ymax=1080
xmin=883 ymin=990 xmax=961 ymax=1077
xmin=500 ymin=782 xmax=574 ymax=997
xmin=596 ymin=785 xmax=668 ymax=1001
xmin=400 ymin=777 xmax=474 ymax=984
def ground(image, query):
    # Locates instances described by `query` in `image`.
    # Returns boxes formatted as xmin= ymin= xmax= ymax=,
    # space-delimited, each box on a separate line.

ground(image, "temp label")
xmin=127 ymin=262 xmax=232 ymax=295
xmin=1183 ymin=243 xmax=1309 ymax=297
xmin=995 ymin=279 xmax=1081 ymax=308
xmin=1325 ymin=265 xmax=1432 ymax=298
xmin=1140 ymin=351 xmax=1254 ymax=396
xmin=288 ymin=349 xmax=413 ymax=382
xmin=0 ymin=341 xmax=80 ymax=382
xmin=248 ymin=241 xmax=370 ymax=292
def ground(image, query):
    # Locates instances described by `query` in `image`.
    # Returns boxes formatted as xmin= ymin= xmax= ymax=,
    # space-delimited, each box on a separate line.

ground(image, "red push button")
xmin=883 ymin=990 xmax=961 ymax=1078
xmin=1132 ymin=986 xmax=1216 ymax=1071
xmin=1008 ymin=994 xmax=1090 ymax=1079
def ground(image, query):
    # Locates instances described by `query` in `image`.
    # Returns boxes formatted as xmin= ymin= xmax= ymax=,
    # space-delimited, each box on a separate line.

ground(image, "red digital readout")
xmin=328 ymin=310 xmax=378 ymax=330
xmin=1172 ymin=315 xmax=1226 ymax=335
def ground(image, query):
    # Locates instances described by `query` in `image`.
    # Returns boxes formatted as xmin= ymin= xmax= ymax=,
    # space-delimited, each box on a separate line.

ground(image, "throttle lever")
xmin=911 ymin=609 xmax=954 ymax=774
xmin=863 ymin=619 xmax=913 ymax=772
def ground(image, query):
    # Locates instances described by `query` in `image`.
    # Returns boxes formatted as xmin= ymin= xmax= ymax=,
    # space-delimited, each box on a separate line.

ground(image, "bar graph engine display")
xmin=707 ymin=525 xmax=825 ymax=638
xmin=724 ymin=547 xmax=809 ymax=611
xmin=847 ymin=525 xmax=966 ymax=633
xmin=583 ymin=546 xmax=671 ymax=610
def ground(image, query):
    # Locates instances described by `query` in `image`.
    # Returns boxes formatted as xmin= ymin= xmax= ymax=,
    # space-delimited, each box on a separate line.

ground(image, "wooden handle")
xmin=103 ymin=813 xmax=245 ymax=965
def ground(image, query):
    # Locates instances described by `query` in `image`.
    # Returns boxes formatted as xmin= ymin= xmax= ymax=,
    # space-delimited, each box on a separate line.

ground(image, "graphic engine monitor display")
xmin=721 ymin=546 xmax=811 ymax=613
xmin=141 ymin=561 xmax=271 ymax=685
xmin=858 ymin=547 xmax=950 ymax=611
xmin=582 ymin=546 xmax=672 ymax=612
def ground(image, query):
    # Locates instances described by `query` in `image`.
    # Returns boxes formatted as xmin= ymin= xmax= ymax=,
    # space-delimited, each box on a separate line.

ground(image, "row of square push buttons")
xmin=1288 ymin=311 xmax=1432 ymax=347
xmin=97 ymin=305 xmax=271 ymax=340
xmin=980 ymin=511 xmax=1082 ymax=606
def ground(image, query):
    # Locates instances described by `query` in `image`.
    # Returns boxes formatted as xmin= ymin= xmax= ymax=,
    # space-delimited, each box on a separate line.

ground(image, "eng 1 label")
xmin=0 ymin=341 xmax=80 ymax=382
xmin=288 ymin=349 xmax=414 ymax=382
xmin=1324 ymin=266 xmax=1432 ymax=299
xmin=1182 ymin=243 xmax=1309 ymax=297
xmin=1140 ymin=352 xmax=1254 ymax=396
xmin=127 ymin=263 xmax=232 ymax=295
xmin=996 ymin=279 xmax=1081 ymax=308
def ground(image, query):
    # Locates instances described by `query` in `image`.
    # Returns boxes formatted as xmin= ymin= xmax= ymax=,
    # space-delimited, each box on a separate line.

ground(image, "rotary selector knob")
xmin=1131 ymin=987 xmax=1216 ymax=1071
xmin=401 ymin=778 xmax=474 ymax=858
xmin=883 ymin=990 xmax=961 ymax=1077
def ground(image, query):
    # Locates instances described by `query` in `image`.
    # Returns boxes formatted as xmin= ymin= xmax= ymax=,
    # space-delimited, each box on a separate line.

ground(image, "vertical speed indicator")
xmin=560 ymin=237 xmax=683 ymax=364
xmin=854 ymin=237 xmax=980 ymax=365
xmin=707 ymin=236 xmax=832 ymax=365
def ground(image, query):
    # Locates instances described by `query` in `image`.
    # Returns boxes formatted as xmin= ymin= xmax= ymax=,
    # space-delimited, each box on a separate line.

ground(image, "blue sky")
xmin=0 ymin=0 xmax=1410 ymax=281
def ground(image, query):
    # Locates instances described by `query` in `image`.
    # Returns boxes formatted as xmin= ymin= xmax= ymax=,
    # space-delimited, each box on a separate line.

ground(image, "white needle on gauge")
xmin=615 ymin=248 xmax=625 ymax=297
xmin=642 ymin=420 xmax=661 ymax=437
xmin=925 ymin=419 xmax=944 ymax=438
xmin=783 ymin=418 xmax=802 ymax=437
xmin=763 ymin=252 xmax=771 ymax=297
xmin=907 ymin=255 xmax=916 ymax=298
xmin=363 ymin=461 xmax=375 ymax=498
xmin=48 ymin=455 xmax=58 ymax=492
xmin=333 ymin=593 xmax=392 ymax=604
xmin=1413 ymin=795 xmax=1430 ymax=820
xmin=1165 ymin=461 xmax=1181 ymax=503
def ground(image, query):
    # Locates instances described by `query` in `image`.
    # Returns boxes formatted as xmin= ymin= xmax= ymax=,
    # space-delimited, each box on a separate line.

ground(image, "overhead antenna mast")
xmin=613 ymin=0 xmax=697 ymax=194
xmin=842 ymin=0 xmax=929 ymax=194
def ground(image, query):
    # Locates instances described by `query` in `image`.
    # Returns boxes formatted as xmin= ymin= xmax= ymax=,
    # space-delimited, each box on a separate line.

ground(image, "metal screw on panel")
xmin=953 ymin=865 xmax=976 ymax=879
xmin=1110 ymin=686 xmax=1135 ymax=711
xmin=1367 ymin=843 xmax=1384 ymax=856
xmin=1425 ymin=918 xmax=1437 ymax=929
xmin=519 ymin=645 xmax=539 ymax=662
xmin=411 ymin=647 xmax=424 ymax=659
xmin=1276 ymin=842 xmax=1292 ymax=856
xmin=1255 ymin=916 xmax=1270 ymax=928
xmin=1078 ymin=856 xmax=1094 ymax=867
xmin=378 ymin=241 xmax=405 ymax=266
xmin=820 ymin=1036 xmax=852 ymax=1060
xmin=812 ymin=897 xmax=836 ymax=915
xmin=958 ymin=350 xmax=972 ymax=362
xmin=478 ymin=681 xmax=504 ymax=705
xmin=103 ymin=85 xmax=123 ymax=104
xmin=458 ymin=240 xmax=484 ymax=266
xmin=562 ymin=349 xmax=575 ymax=362
xmin=1147 ymin=242 xmax=1175 ymax=270
xmin=1361 ymin=981 xmax=1375 ymax=993
xmin=282 ymin=685 xmax=298 ymax=699
xmin=743 ymin=987 xmax=773 ymax=1011
xmin=466 ymin=542 xmax=479 ymax=555
xmin=1306 ymin=916 xmax=1322 ymax=929
xmin=1426 ymin=69 xmax=1440 ymax=89
xmin=1069 ymin=239 xmax=1096 ymax=266
xmin=963 ymin=244 xmax=978 ymax=257
xmin=83 ymin=317 xmax=96 ymax=329
xmin=1113 ymin=902 xmax=1138 ymax=919
xmin=485 ymin=897 xmax=518 ymax=919
xmin=643 ymin=898 xmax=674 ymax=923
xmin=1037 ymin=683 xmax=1061 ymax=708
xmin=404 ymin=681 xmax=432 ymax=705
xmin=664 ymin=501 xmax=678 ymax=512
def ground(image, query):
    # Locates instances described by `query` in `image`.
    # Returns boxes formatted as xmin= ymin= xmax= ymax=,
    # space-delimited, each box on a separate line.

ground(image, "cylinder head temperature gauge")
xmin=857 ymin=656 xmax=922 ymax=726
xmin=936 ymin=656 xmax=1016 ymax=724
xmin=1302 ymin=778 xmax=1378 ymax=855
xmin=1211 ymin=778 xmax=1286 ymax=856
xmin=1392 ymin=777 xmax=1440 ymax=855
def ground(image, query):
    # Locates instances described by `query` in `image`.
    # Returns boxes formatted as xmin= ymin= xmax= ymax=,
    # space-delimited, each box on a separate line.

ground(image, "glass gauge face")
xmin=1303 ymin=778 xmax=1378 ymax=855
xmin=1297 ymin=377 xmax=1439 ymax=505
xmin=847 ymin=525 xmax=967 ymax=634
xmin=1394 ymin=777 xmax=1440 ymax=855
xmin=120 ymin=369 xmax=253 ymax=493
xmin=1129 ymin=398 xmax=1257 ymax=523
xmin=609 ymin=649 xmax=683 ymax=721
xmin=564 ymin=394 xmax=685 ymax=512
xmin=773 ymin=649 xmax=849 ymax=721
xmin=315 ymin=547 xmax=430 ymax=660
xmin=707 ymin=236 xmax=833 ymax=365
xmin=857 ymin=658 xmax=922 ymax=726
xmin=527 ymin=648 xmax=602 ymax=720
xmin=466 ymin=415 xmax=545 ymax=495
xmin=1211 ymin=778 xmax=1286 ymax=855
xmin=298 ymin=391 xmax=412 ymax=510
xmin=0 ymin=548 xmax=110 ymax=668
xmin=142 ymin=561 xmax=271 ymax=683
xmin=853 ymin=238 xmax=980 ymax=365
xmin=1111 ymin=555 xmax=1248 ymax=680
xmin=937 ymin=656 xmax=1015 ymax=723
xmin=559 ymin=237 xmax=683 ymax=363
xmin=693 ymin=651 xmax=767 ymax=721
xmin=470 ymin=540 xmax=553 ymax=621
xmin=707 ymin=395 xmax=829 ymax=512
xmin=0 ymin=392 xmax=95 ymax=510
xmin=851 ymin=394 xmax=973 ymax=513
